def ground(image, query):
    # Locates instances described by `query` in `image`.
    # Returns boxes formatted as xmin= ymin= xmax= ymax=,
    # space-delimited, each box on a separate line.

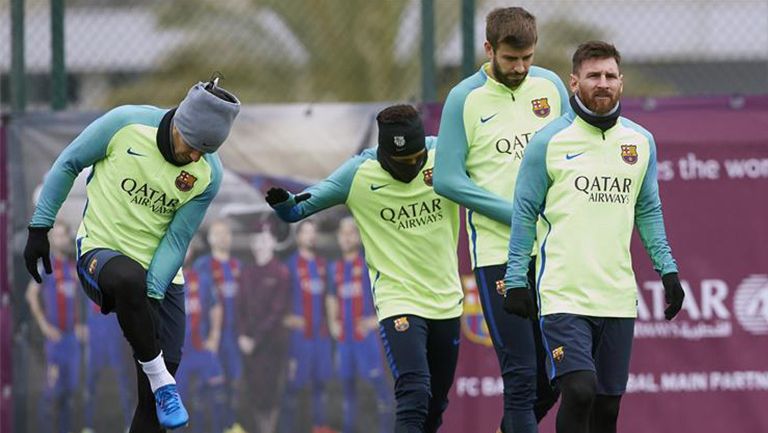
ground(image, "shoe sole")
xmin=163 ymin=419 xmax=189 ymax=430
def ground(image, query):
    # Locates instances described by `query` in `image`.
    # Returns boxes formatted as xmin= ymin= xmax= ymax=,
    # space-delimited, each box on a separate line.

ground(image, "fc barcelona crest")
xmin=531 ymin=98 xmax=551 ymax=118
xmin=394 ymin=317 xmax=410 ymax=332
xmin=422 ymin=168 xmax=433 ymax=186
xmin=552 ymin=346 xmax=565 ymax=362
xmin=88 ymin=257 xmax=98 ymax=275
xmin=175 ymin=170 xmax=197 ymax=192
xmin=621 ymin=144 xmax=638 ymax=165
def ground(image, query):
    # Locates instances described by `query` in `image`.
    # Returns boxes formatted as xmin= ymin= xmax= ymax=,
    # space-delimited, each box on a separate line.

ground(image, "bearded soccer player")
xmin=267 ymin=104 xmax=464 ymax=433
xmin=23 ymin=78 xmax=240 ymax=432
xmin=502 ymin=41 xmax=684 ymax=433
xmin=433 ymin=7 xmax=568 ymax=433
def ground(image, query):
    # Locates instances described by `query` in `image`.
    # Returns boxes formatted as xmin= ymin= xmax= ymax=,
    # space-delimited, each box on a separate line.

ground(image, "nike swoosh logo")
xmin=453 ymin=338 xmax=461 ymax=346
xmin=127 ymin=148 xmax=145 ymax=157
xmin=565 ymin=152 xmax=585 ymax=160
xmin=480 ymin=113 xmax=498 ymax=123
xmin=370 ymin=184 xmax=390 ymax=191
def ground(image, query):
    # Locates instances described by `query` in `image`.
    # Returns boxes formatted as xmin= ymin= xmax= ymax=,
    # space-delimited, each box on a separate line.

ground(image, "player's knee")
xmin=503 ymin=368 xmax=537 ymax=407
xmin=593 ymin=394 xmax=622 ymax=423
xmin=394 ymin=372 xmax=431 ymax=415
xmin=559 ymin=371 xmax=597 ymax=409
xmin=395 ymin=371 xmax=430 ymax=395
xmin=534 ymin=388 xmax=559 ymax=422
xmin=102 ymin=256 xmax=147 ymax=307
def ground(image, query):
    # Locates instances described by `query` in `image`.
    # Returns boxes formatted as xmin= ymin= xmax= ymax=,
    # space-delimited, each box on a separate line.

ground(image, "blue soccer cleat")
xmin=154 ymin=384 xmax=189 ymax=429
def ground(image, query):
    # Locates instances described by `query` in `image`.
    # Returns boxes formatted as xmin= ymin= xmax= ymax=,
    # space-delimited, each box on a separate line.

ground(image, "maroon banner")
xmin=425 ymin=96 xmax=768 ymax=433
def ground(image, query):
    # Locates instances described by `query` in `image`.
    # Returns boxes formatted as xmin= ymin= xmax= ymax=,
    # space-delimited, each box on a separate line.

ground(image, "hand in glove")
xmin=265 ymin=187 xmax=311 ymax=208
xmin=497 ymin=280 xmax=534 ymax=319
xmin=24 ymin=226 xmax=53 ymax=283
xmin=662 ymin=272 xmax=685 ymax=320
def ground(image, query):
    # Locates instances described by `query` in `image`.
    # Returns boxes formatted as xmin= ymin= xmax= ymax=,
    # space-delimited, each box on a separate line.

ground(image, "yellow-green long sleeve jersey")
xmin=272 ymin=137 xmax=464 ymax=321
xmin=503 ymin=112 xmax=678 ymax=318
xmin=30 ymin=106 xmax=222 ymax=299
xmin=434 ymin=63 xmax=570 ymax=268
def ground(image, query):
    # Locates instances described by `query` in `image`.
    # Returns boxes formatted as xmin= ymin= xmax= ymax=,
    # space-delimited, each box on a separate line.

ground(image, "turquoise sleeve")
xmin=146 ymin=154 xmax=223 ymax=298
xmin=433 ymin=76 xmax=516 ymax=225
xmin=503 ymin=127 xmax=552 ymax=289
xmin=273 ymin=149 xmax=372 ymax=223
xmin=30 ymin=106 xmax=162 ymax=228
xmin=634 ymin=135 xmax=679 ymax=276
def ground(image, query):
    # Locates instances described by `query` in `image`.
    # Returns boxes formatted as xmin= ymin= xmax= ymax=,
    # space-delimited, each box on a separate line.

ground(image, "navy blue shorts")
xmin=76 ymin=248 xmax=186 ymax=364
xmin=540 ymin=314 xmax=634 ymax=395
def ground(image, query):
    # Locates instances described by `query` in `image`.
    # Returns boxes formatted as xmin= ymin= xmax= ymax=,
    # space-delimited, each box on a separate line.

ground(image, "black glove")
xmin=265 ymin=187 xmax=311 ymax=207
xmin=498 ymin=280 xmax=534 ymax=318
xmin=24 ymin=226 xmax=52 ymax=283
xmin=662 ymin=272 xmax=685 ymax=320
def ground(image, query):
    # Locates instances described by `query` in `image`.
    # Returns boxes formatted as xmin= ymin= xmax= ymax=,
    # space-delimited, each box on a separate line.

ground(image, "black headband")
xmin=377 ymin=116 xmax=426 ymax=156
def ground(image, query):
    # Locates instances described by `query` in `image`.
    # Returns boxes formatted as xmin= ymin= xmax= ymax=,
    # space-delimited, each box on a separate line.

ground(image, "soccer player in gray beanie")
xmin=23 ymin=78 xmax=240 ymax=432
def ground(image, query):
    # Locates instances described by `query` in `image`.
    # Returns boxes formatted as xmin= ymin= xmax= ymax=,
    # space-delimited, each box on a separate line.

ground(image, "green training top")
xmin=273 ymin=137 xmax=464 ymax=321
xmin=504 ymin=112 xmax=678 ymax=318
xmin=434 ymin=63 xmax=570 ymax=269
xmin=30 ymin=106 xmax=222 ymax=298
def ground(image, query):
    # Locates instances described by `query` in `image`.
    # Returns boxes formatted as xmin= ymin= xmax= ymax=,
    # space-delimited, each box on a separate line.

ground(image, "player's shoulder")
xmin=201 ymin=152 xmax=223 ymax=176
xmin=619 ymin=117 xmax=655 ymax=143
xmin=355 ymin=147 xmax=381 ymax=170
xmin=527 ymin=66 xmax=567 ymax=97
xmin=358 ymin=147 xmax=378 ymax=161
xmin=445 ymin=68 xmax=488 ymax=104
xmin=528 ymin=66 xmax=564 ymax=85
xmin=535 ymin=112 xmax=577 ymax=143
xmin=102 ymin=105 xmax=167 ymax=129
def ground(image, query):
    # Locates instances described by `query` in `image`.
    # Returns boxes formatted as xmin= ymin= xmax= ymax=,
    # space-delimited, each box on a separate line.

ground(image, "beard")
xmin=579 ymin=88 xmax=620 ymax=115
xmin=492 ymin=57 xmax=527 ymax=89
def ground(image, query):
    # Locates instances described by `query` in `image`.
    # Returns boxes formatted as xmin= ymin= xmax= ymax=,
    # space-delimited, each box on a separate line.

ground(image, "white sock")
xmin=139 ymin=351 xmax=176 ymax=393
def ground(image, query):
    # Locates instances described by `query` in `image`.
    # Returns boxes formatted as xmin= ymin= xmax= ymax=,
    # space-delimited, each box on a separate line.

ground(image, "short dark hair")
xmin=572 ymin=41 xmax=621 ymax=73
xmin=485 ymin=7 xmax=537 ymax=50
xmin=376 ymin=104 xmax=420 ymax=124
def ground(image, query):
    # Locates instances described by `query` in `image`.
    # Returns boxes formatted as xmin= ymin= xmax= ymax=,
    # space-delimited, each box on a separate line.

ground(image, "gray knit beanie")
xmin=174 ymin=80 xmax=241 ymax=153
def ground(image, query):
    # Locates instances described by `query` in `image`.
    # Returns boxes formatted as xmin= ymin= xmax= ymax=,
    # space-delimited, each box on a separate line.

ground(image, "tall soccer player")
xmin=267 ymin=104 xmax=464 ymax=433
xmin=25 ymin=222 xmax=82 ymax=433
xmin=433 ymin=7 xmax=568 ymax=433
xmin=23 ymin=78 xmax=240 ymax=432
xmin=503 ymin=41 xmax=684 ymax=433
